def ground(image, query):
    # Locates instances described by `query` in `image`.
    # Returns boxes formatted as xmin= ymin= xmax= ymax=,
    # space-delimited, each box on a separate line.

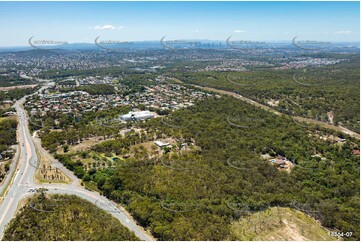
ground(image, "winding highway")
xmin=0 ymin=84 xmax=154 ymax=241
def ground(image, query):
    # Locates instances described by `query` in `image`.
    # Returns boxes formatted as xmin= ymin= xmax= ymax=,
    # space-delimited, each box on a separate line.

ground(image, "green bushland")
xmin=48 ymin=96 xmax=359 ymax=241
xmin=59 ymin=84 xmax=116 ymax=95
xmin=0 ymin=87 xmax=38 ymax=103
xmin=0 ymin=117 xmax=17 ymax=155
xmin=3 ymin=192 xmax=139 ymax=241
xmin=169 ymin=54 xmax=360 ymax=132
xmin=0 ymin=75 xmax=34 ymax=87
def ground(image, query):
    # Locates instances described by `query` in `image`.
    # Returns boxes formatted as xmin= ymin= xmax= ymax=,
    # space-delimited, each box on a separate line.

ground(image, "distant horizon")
xmin=0 ymin=39 xmax=360 ymax=49
xmin=0 ymin=1 xmax=359 ymax=47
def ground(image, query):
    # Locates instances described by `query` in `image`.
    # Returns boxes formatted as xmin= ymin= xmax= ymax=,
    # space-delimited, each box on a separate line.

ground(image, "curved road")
xmin=0 ymin=84 xmax=154 ymax=241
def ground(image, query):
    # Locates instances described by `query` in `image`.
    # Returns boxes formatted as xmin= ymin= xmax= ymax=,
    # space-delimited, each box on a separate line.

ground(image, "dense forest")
xmin=46 ymin=96 xmax=359 ymax=240
xmin=168 ymin=54 xmax=360 ymax=132
xmin=0 ymin=117 xmax=17 ymax=154
xmin=0 ymin=87 xmax=38 ymax=102
xmin=3 ymin=192 xmax=139 ymax=241
xmin=0 ymin=75 xmax=34 ymax=87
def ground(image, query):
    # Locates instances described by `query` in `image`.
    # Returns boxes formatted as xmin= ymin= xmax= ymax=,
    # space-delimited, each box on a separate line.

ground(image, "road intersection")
xmin=0 ymin=84 xmax=154 ymax=241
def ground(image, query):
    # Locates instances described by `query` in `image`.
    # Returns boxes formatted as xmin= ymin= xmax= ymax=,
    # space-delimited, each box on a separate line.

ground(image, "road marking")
xmin=14 ymin=170 xmax=20 ymax=183
xmin=19 ymin=127 xmax=32 ymax=185
xmin=0 ymin=196 xmax=14 ymax=225
xmin=75 ymin=189 xmax=100 ymax=200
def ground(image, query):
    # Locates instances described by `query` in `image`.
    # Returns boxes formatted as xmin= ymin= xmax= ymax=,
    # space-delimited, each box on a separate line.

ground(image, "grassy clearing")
xmin=84 ymin=181 xmax=101 ymax=192
xmin=56 ymin=136 xmax=114 ymax=154
xmin=230 ymin=207 xmax=337 ymax=241
xmin=34 ymin=145 xmax=71 ymax=184
xmin=0 ymin=115 xmax=16 ymax=123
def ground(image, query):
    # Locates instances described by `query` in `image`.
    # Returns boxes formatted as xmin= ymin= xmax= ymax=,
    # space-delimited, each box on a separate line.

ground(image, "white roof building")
xmin=154 ymin=140 xmax=170 ymax=147
xmin=120 ymin=110 xmax=154 ymax=121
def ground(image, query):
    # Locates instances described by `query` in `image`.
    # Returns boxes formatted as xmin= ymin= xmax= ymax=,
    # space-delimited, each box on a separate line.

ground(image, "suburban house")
xmin=269 ymin=155 xmax=293 ymax=171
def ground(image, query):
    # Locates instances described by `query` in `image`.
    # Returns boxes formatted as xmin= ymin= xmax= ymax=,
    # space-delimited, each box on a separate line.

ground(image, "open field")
xmin=0 ymin=84 xmax=37 ymax=92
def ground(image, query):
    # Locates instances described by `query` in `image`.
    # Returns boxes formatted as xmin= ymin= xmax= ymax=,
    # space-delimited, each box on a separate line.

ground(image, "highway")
xmin=0 ymin=84 xmax=154 ymax=241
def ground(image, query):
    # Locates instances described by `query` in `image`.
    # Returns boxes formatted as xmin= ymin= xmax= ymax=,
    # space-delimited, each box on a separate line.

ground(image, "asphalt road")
xmin=0 ymin=84 xmax=154 ymax=241
xmin=0 ymin=145 xmax=19 ymax=196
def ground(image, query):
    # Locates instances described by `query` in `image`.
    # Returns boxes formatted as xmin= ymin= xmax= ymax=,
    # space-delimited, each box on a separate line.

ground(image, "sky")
xmin=0 ymin=1 xmax=359 ymax=47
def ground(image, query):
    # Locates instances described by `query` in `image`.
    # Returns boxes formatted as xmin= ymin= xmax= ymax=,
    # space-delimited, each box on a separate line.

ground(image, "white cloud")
xmin=192 ymin=29 xmax=200 ymax=33
xmin=93 ymin=25 xmax=118 ymax=30
xmin=335 ymin=30 xmax=352 ymax=34
xmin=233 ymin=29 xmax=246 ymax=33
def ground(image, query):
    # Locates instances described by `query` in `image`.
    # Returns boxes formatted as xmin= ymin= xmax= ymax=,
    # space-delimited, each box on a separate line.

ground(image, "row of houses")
xmin=25 ymin=83 xmax=212 ymax=116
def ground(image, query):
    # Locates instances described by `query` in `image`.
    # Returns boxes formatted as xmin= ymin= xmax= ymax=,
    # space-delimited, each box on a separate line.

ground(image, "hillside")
xmin=3 ymin=192 xmax=139 ymax=241
xmin=230 ymin=207 xmax=337 ymax=241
